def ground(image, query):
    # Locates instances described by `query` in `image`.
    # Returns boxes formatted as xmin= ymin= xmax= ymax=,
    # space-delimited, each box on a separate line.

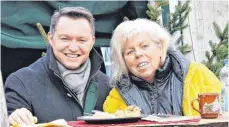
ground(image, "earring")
xmin=160 ymin=56 xmax=163 ymax=67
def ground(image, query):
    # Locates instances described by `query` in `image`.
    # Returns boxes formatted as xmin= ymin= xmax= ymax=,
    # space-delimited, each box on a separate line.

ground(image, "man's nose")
xmin=69 ymin=42 xmax=79 ymax=51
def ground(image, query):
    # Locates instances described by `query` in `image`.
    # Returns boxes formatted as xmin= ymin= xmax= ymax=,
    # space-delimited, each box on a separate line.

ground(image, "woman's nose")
xmin=69 ymin=42 xmax=79 ymax=51
xmin=135 ymin=49 xmax=143 ymax=58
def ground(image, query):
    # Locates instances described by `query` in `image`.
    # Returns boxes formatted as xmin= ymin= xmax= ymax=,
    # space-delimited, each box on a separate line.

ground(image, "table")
xmin=67 ymin=115 xmax=228 ymax=127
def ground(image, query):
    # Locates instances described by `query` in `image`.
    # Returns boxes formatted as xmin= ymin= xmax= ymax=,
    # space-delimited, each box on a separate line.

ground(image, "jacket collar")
xmin=167 ymin=48 xmax=190 ymax=82
xmin=129 ymin=56 xmax=172 ymax=84
xmin=45 ymin=45 xmax=103 ymax=78
xmin=117 ymin=48 xmax=190 ymax=90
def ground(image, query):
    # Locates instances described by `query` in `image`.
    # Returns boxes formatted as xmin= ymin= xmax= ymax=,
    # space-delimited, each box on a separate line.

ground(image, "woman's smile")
xmin=137 ymin=61 xmax=149 ymax=68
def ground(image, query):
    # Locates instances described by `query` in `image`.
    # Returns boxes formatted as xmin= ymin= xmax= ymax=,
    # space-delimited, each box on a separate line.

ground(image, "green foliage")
xmin=36 ymin=23 xmax=48 ymax=45
xmin=166 ymin=1 xmax=192 ymax=54
xmin=202 ymin=22 xmax=228 ymax=78
xmin=146 ymin=1 xmax=169 ymax=24
xmin=123 ymin=16 xmax=129 ymax=21
xmin=177 ymin=44 xmax=192 ymax=54
xmin=36 ymin=23 xmax=48 ymax=56
xmin=146 ymin=0 xmax=192 ymax=54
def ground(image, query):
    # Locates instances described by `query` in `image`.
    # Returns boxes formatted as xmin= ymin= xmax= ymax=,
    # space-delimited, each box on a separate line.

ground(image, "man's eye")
xmin=60 ymin=38 xmax=69 ymax=41
xmin=79 ymin=39 xmax=86 ymax=42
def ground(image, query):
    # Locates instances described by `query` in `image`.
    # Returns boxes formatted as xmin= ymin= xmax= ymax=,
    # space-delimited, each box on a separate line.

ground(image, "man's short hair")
xmin=50 ymin=7 xmax=95 ymax=35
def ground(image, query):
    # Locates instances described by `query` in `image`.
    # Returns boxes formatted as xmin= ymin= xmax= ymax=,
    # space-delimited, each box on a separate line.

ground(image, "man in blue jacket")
xmin=5 ymin=7 xmax=110 ymax=125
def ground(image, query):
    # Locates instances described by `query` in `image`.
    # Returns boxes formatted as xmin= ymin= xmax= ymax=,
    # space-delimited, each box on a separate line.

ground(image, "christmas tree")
xmin=146 ymin=0 xmax=168 ymax=25
xmin=202 ymin=22 xmax=228 ymax=77
xmin=146 ymin=0 xmax=192 ymax=54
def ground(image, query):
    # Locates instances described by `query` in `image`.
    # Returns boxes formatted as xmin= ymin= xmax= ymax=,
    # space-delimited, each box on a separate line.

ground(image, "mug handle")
xmin=191 ymin=98 xmax=201 ymax=113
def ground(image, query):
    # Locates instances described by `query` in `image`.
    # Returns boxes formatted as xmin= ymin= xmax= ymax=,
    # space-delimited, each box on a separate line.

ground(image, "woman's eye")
xmin=127 ymin=50 xmax=134 ymax=55
xmin=142 ymin=44 xmax=149 ymax=49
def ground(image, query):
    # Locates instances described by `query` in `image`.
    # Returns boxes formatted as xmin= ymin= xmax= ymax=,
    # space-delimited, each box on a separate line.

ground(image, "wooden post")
xmin=0 ymin=71 xmax=9 ymax=127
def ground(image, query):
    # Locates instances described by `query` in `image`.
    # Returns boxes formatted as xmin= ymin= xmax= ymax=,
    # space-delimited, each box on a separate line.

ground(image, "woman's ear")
xmin=158 ymin=39 xmax=164 ymax=50
xmin=47 ymin=32 xmax=53 ymax=46
xmin=159 ymin=39 xmax=165 ymax=57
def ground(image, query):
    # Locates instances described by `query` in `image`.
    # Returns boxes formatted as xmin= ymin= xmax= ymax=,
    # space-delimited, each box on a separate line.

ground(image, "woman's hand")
xmin=9 ymin=108 xmax=38 ymax=125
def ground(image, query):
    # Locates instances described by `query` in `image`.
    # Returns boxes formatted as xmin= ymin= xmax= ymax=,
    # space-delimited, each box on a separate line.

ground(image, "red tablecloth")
xmin=68 ymin=119 xmax=200 ymax=127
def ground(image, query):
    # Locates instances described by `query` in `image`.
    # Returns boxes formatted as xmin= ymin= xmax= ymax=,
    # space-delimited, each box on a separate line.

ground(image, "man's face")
xmin=48 ymin=17 xmax=95 ymax=70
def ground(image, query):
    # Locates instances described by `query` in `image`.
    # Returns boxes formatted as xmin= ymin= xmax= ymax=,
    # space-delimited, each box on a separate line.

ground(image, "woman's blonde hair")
xmin=110 ymin=18 xmax=171 ymax=86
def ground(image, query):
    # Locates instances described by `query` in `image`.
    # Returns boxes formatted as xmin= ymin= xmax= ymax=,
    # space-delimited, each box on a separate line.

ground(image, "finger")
xmin=21 ymin=108 xmax=34 ymax=125
xmin=11 ymin=109 xmax=25 ymax=125
xmin=9 ymin=114 xmax=17 ymax=125
xmin=33 ymin=116 xmax=38 ymax=124
xmin=18 ymin=108 xmax=33 ymax=125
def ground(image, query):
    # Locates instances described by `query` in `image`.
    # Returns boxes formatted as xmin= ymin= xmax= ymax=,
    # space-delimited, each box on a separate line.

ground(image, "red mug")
xmin=191 ymin=93 xmax=220 ymax=119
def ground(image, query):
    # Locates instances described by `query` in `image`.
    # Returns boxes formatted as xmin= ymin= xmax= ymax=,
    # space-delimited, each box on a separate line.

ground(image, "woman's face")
xmin=122 ymin=33 xmax=163 ymax=81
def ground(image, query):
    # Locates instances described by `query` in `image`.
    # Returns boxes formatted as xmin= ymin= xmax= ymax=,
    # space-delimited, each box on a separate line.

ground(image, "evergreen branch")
xmin=180 ymin=24 xmax=189 ymax=30
xmin=222 ymin=39 xmax=228 ymax=44
xmin=183 ymin=44 xmax=192 ymax=53
xmin=123 ymin=16 xmax=129 ymax=21
xmin=178 ymin=0 xmax=182 ymax=8
xmin=175 ymin=5 xmax=181 ymax=14
xmin=170 ymin=28 xmax=179 ymax=34
xmin=177 ymin=44 xmax=192 ymax=54
xmin=171 ymin=13 xmax=178 ymax=23
xmin=41 ymin=52 xmax=47 ymax=56
xmin=223 ymin=23 xmax=228 ymax=38
xmin=216 ymin=45 xmax=228 ymax=61
xmin=167 ymin=14 xmax=172 ymax=25
xmin=205 ymin=51 xmax=211 ymax=60
xmin=170 ymin=30 xmax=176 ymax=35
xmin=217 ymin=40 xmax=223 ymax=49
xmin=146 ymin=10 xmax=153 ymax=19
xmin=155 ymin=1 xmax=161 ymax=9
xmin=166 ymin=14 xmax=172 ymax=32
xmin=181 ymin=7 xmax=191 ymax=23
xmin=224 ymin=35 xmax=228 ymax=41
xmin=175 ymin=36 xmax=183 ymax=44
xmin=208 ymin=40 xmax=215 ymax=49
xmin=213 ymin=22 xmax=223 ymax=40
xmin=202 ymin=60 xmax=207 ymax=65
xmin=181 ymin=0 xmax=190 ymax=12
xmin=147 ymin=3 xmax=154 ymax=11
xmin=158 ymin=0 xmax=169 ymax=6
xmin=36 ymin=23 xmax=49 ymax=45
xmin=209 ymin=52 xmax=215 ymax=64
xmin=155 ymin=11 xmax=162 ymax=18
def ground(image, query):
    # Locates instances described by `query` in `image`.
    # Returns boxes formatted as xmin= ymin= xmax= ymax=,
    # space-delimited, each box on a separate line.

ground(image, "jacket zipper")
xmin=54 ymin=66 xmax=100 ymax=110
xmin=171 ymin=78 xmax=178 ymax=115
xmin=54 ymin=72 xmax=83 ymax=110
xmin=82 ymin=66 xmax=100 ymax=108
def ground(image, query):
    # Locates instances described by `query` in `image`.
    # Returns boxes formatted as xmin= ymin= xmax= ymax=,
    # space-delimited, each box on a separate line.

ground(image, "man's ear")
xmin=90 ymin=36 xmax=96 ymax=49
xmin=47 ymin=32 xmax=53 ymax=46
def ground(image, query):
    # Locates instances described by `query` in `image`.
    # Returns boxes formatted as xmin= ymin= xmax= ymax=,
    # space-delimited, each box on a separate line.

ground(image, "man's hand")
xmin=9 ymin=108 xmax=38 ymax=125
